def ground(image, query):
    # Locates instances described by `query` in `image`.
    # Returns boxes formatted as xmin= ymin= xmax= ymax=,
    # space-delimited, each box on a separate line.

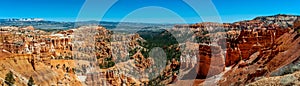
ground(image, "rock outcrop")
xmin=171 ymin=14 xmax=300 ymax=86
xmin=1 ymin=14 xmax=300 ymax=86
xmin=254 ymin=14 xmax=300 ymax=27
xmin=197 ymin=45 xmax=225 ymax=78
xmin=248 ymin=70 xmax=300 ymax=86
xmin=218 ymin=27 xmax=300 ymax=86
xmin=0 ymin=55 xmax=81 ymax=86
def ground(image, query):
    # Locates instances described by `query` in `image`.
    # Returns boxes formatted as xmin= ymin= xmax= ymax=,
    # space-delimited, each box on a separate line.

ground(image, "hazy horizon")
xmin=1 ymin=0 xmax=300 ymax=23
xmin=1 ymin=13 xmax=299 ymax=24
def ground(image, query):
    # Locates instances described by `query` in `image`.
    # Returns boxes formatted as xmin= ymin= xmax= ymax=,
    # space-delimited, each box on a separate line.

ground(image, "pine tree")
xmin=27 ymin=77 xmax=35 ymax=86
xmin=5 ymin=71 xmax=15 ymax=86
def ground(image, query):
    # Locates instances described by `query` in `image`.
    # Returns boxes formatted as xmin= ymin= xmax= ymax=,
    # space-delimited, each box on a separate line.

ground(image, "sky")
xmin=0 ymin=0 xmax=300 ymax=23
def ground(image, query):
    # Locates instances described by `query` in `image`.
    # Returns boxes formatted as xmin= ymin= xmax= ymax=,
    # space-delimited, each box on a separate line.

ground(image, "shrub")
xmin=27 ymin=77 xmax=35 ymax=86
xmin=5 ymin=71 xmax=15 ymax=86
xmin=107 ymin=61 xmax=115 ymax=67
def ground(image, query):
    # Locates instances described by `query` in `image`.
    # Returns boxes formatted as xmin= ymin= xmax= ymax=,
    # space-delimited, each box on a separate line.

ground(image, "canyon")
xmin=0 ymin=14 xmax=299 ymax=86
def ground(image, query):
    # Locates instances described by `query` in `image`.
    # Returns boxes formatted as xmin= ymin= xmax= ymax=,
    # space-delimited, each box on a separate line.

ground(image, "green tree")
xmin=5 ymin=71 xmax=15 ymax=86
xmin=27 ymin=77 xmax=35 ymax=86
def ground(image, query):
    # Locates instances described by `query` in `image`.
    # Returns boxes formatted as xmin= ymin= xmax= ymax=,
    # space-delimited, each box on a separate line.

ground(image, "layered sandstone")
xmin=1 ymin=14 xmax=300 ymax=86
xmin=218 ymin=29 xmax=300 ymax=86
xmin=248 ymin=70 xmax=300 ymax=86
xmin=0 ymin=54 xmax=81 ymax=86
xmin=197 ymin=45 xmax=225 ymax=78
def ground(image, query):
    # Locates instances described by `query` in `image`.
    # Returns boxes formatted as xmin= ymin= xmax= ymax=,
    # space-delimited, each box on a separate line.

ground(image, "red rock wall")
xmin=225 ymin=28 xmax=289 ymax=67
xmin=225 ymin=48 xmax=240 ymax=67
xmin=197 ymin=45 xmax=225 ymax=78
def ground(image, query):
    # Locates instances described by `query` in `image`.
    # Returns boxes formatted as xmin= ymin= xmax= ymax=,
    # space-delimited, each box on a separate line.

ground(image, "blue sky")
xmin=0 ymin=0 xmax=299 ymax=23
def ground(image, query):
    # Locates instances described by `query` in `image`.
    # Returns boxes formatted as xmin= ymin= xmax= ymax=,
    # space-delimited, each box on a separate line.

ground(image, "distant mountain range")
xmin=0 ymin=18 xmax=44 ymax=22
xmin=1 ymin=14 xmax=299 ymax=30
xmin=0 ymin=19 xmax=174 ymax=30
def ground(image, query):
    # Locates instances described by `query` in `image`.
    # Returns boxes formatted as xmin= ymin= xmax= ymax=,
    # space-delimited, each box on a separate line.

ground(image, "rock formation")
xmin=171 ymin=14 xmax=300 ymax=85
xmin=197 ymin=45 xmax=225 ymax=78
xmin=218 ymin=17 xmax=300 ymax=86
xmin=0 ymin=14 xmax=300 ymax=86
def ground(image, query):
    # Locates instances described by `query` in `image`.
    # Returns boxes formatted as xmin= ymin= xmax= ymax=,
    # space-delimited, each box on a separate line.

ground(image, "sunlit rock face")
xmin=294 ymin=18 xmax=300 ymax=34
xmin=222 ymin=15 xmax=294 ymax=67
xmin=217 ymin=15 xmax=300 ymax=86
xmin=225 ymin=47 xmax=240 ymax=67
xmin=224 ymin=27 xmax=290 ymax=67
xmin=219 ymin=30 xmax=300 ymax=86
xmin=0 ymin=26 xmax=80 ymax=86
xmin=294 ymin=19 xmax=300 ymax=28
xmin=0 ymin=54 xmax=81 ymax=86
xmin=1 ymin=14 xmax=300 ymax=86
xmin=253 ymin=14 xmax=300 ymax=27
xmin=197 ymin=45 xmax=225 ymax=78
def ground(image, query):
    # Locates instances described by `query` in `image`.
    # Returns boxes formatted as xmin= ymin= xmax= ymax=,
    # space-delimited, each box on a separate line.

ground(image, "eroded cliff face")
xmin=197 ymin=45 xmax=225 ymax=78
xmin=0 ymin=54 xmax=81 ymax=86
xmin=223 ymin=15 xmax=295 ymax=67
xmin=241 ymin=16 xmax=300 ymax=86
xmin=218 ymin=27 xmax=300 ymax=86
xmin=254 ymin=14 xmax=299 ymax=27
xmin=171 ymin=15 xmax=300 ymax=86
xmin=225 ymin=28 xmax=290 ymax=67
xmin=248 ymin=70 xmax=300 ymax=86
xmin=1 ymin=14 xmax=300 ymax=86
xmin=0 ymin=25 xmax=81 ymax=86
